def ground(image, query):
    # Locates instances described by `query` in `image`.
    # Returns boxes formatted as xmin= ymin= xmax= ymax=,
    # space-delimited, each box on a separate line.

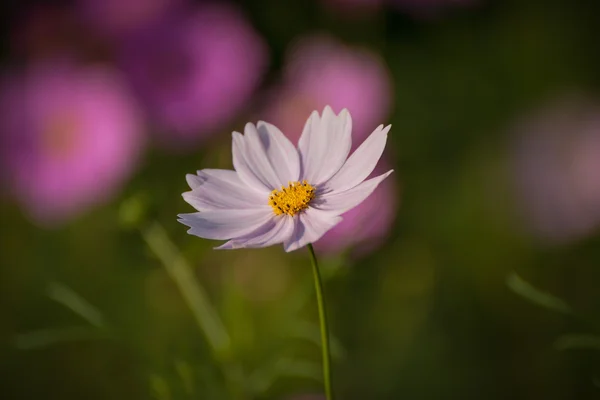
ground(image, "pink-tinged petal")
xmin=232 ymin=131 xmax=272 ymax=193
xmin=182 ymin=169 xmax=267 ymax=211
xmin=178 ymin=209 xmax=273 ymax=240
xmin=313 ymin=170 xmax=393 ymax=215
xmin=321 ymin=124 xmax=391 ymax=193
xmin=298 ymin=106 xmax=352 ymax=185
xmin=283 ymin=207 xmax=343 ymax=252
xmin=216 ymin=214 xmax=295 ymax=249
xmin=257 ymin=121 xmax=301 ymax=183
xmin=185 ymin=174 xmax=204 ymax=189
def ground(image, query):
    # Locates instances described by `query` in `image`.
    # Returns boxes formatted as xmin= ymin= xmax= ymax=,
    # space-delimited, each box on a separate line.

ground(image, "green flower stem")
xmin=141 ymin=222 xmax=231 ymax=359
xmin=307 ymin=244 xmax=334 ymax=400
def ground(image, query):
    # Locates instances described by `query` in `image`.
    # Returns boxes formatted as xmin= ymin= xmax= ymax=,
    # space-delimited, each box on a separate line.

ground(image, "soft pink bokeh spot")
xmin=119 ymin=4 xmax=268 ymax=149
xmin=513 ymin=96 xmax=600 ymax=244
xmin=0 ymin=62 xmax=145 ymax=225
xmin=263 ymin=36 xmax=398 ymax=255
xmin=263 ymin=36 xmax=392 ymax=147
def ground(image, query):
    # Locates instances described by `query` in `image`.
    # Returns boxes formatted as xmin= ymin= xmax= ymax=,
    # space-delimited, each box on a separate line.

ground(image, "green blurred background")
xmin=1 ymin=0 xmax=600 ymax=399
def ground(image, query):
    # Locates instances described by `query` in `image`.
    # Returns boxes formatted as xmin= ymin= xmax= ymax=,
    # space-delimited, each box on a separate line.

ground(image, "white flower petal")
xmin=186 ymin=169 xmax=249 ymax=191
xmin=183 ymin=170 xmax=267 ymax=211
xmin=202 ymin=169 xmax=246 ymax=186
xmin=283 ymin=207 xmax=343 ymax=252
xmin=216 ymin=214 xmax=294 ymax=249
xmin=257 ymin=121 xmax=301 ymax=183
xmin=321 ymin=124 xmax=391 ymax=193
xmin=298 ymin=106 xmax=352 ymax=185
xmin=178 ymin=209 xmax=273 ymax=240
xmin=313 ymin=170 xmax=394 ymax=215
xmin=232 ymin=131 xmax=273 ymax=193
xmin=234 ymin=123 xmax=289 ymax=190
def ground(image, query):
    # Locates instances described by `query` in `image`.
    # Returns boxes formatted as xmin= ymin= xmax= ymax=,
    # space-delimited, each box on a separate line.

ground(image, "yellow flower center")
xmin=268 ymin=180 xmax=316 ymax=216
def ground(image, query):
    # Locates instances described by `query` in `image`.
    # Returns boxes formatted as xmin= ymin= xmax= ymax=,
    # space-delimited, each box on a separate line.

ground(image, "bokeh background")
xmin=1 ymin=0 xmax=600 ymax=399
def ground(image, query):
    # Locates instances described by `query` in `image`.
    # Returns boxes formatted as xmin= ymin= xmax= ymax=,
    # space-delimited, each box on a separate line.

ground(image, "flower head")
xmin=0 ymin=62 xmax=144 ymax=225
xmin=179 ymin=107 xmax=393 ymax=252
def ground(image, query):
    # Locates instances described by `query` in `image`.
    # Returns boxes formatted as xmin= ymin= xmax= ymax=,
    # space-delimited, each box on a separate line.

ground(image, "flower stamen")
xmin=269 ymin=180 xmax=316 ymax=216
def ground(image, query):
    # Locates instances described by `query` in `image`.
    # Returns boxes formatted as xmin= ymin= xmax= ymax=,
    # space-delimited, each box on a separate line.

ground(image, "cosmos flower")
xmin=513 ymin=96 xmax=600 ymax=243
xmin=262 ymin=35 xmax=392 ymax=146
xmin=179 ymin=106 xmax=393 ymax=252
xmin=0 ymin=62 xmax=144 ymax=225
xmin=261 ymin=36 xmax=397 ymax=255
xmin=119 ymin=4 xmax=268 ymax=148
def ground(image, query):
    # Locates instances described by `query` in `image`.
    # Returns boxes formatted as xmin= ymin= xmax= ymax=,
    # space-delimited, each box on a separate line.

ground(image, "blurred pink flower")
xmin=76 ymin=0 xmax=184 ymax=37
xmin=119 ymin=4 xmax=268 ymax=148
xmin=0 ymin=62 xmax=145 ymax=225
xmin=263 ymin=36 xmax=392 ymax=146
xmin=262 ymin=36 xmax=397 ymax=255
xmin=513 ymin=96 xmax=600 ymax=243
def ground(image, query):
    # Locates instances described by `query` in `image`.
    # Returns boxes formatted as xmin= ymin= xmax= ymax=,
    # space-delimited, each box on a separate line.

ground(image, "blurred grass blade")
xmin=506 ymin=272 xmax=572 ymax=315
xmin=47 ymin=282 xmax=106 ymax=328
xmin=149 ymin=374 xmax=172 ymax=400
xmin=175 ymin=360 xmax=195 ymax=395
xmin=594 ymin=377 xmax=600 ymax=389
xmin=141 ymin=222 xmax=231 ymax=358
xmin=249 ymin=357 xmax=322 ymax=394
xmin=13 ymin=326 xmax=107 ymax=350
xmin=554 ymin=334 xmax=600 ymax=351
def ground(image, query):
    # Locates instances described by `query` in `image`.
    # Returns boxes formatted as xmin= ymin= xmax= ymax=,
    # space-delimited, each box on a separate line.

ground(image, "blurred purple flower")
xmin=262 ymin=36 xmax=397 ymax=255
xmin=263 ymin=36 xmax=392 ymax=146
xmin=119 ymin=4 xmax=268 ymax=148
xmin=513 ymin=96 xmax=600 ymax=243
xmin=76 ymin=0 xmax=184 ymax=37
xmin=0 ymin=62 xmax=145 ymax=225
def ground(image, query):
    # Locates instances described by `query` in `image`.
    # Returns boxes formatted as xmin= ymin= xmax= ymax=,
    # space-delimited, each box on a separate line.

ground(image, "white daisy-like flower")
xmin=178 ymin=106 xmax=393 ymax=252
